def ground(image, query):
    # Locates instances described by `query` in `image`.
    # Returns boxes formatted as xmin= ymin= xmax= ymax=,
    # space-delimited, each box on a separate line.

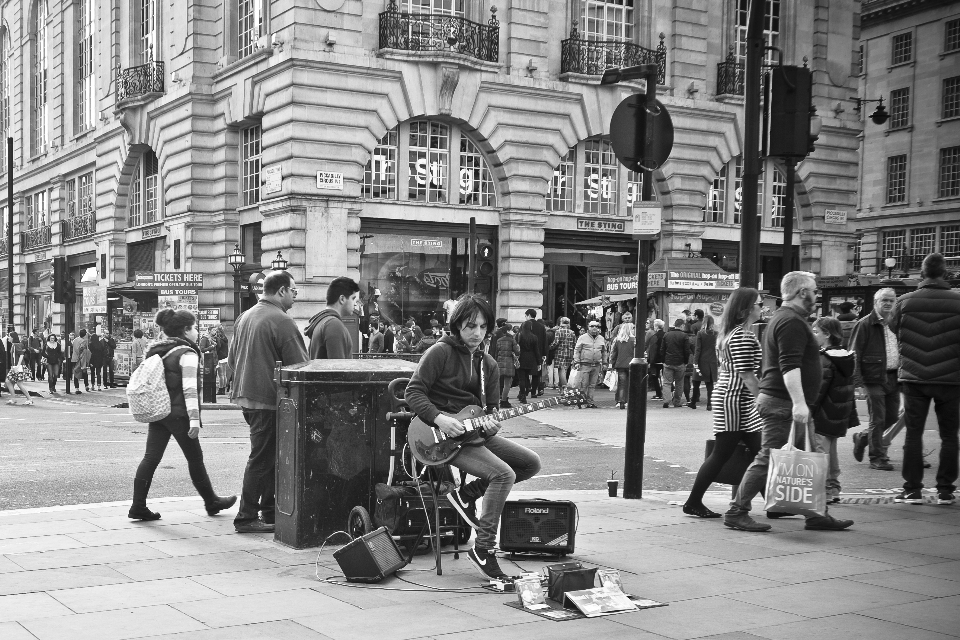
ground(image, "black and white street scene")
xmin=0 ymin=1 xmax=959 ymax=639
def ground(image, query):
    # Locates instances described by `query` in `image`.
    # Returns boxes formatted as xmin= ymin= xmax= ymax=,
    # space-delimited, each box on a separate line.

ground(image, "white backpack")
xmin=127 ymin=347 xmax=188 ymax=423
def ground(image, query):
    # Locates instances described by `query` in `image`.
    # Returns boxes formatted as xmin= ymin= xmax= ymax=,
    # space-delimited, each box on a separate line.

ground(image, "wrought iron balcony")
xmin=378 ymin=2 xmax=500 ymax=63
xmin=63 ymin=212 xmax=96 ymax=241
xmin=716 ymin=46 xmax=744 ymax=96
xmin=23 ymin=225 xmax=52 ymax=251
xmin=117 ymin=60 xmax=165 ymax=103
xmin=561 ymin=25 xmax=666 ymax=85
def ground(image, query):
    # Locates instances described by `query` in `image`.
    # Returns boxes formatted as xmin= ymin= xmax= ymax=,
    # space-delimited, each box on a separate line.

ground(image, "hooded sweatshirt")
xmin=404 ymin=334 xmax=499 ymax=424
xmin=812 ymin=347 xmax=859 ymax=438
xmin=304 ymin=308 xmax=353 ymax=359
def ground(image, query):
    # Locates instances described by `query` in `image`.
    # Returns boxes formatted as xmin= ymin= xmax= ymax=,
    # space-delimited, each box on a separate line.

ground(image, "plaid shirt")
xmin=552 ymin=327 xmax=576 ymax=368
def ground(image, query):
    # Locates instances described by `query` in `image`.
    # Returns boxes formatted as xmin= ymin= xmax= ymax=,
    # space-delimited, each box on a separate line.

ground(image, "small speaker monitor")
xmin=333 ymin=527 xmax=408 ymax=583
xmin=500 ymin=500 xmax=577 ymax=555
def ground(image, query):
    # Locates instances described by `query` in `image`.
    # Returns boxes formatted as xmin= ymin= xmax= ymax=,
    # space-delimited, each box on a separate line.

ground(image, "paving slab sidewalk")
xmin=1 ymin=489 xmax=958 ymax=640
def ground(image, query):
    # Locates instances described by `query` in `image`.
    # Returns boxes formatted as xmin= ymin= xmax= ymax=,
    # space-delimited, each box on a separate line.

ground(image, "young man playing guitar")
xmin=405 ymin=294 xmax=542 ymax=579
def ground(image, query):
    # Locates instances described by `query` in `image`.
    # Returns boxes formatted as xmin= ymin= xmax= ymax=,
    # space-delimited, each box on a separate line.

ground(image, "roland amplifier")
xmin=333 ymin=527 xmax=408 ymax=583
xmin=499 ymin=500 xmax=577 ymax=555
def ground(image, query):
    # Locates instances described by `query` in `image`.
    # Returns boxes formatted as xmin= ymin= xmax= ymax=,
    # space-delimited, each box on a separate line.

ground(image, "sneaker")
xmin=446 ymin=490 xmax=480 ymax=529
xmin=937 ymin=492 xmax=955 ymax=505
xmin=828 ymin=496 xmax=841 ymax=504
xmin=894 ymin=490 xmax=924 ymax=504
xmin=74 ymin=390 xmax=82 ymax=395
xmin=235 ymin=520 xmax=275 ymax=533
xmin=723 ymin=513 xmax=772 ymax=532
xmin=652 ymin=396 xmax=663 ymax=401
xmin=870 ymin=461 xmax=894 ymax=471
xmin=468 ymin=547 xmax=507 ymax=579
xmin=805 ymin=515 xmax=854 ymax=531
xmin=663 ymin=403 xmax=671 ymax=409
xmin=852 ymin=432 xmax=867 ymax=462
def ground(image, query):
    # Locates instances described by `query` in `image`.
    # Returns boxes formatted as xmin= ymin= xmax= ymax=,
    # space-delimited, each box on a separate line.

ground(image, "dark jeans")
xmin=90 ymin=364 xmax=103 ymax=387
xmin=105 ymin=358 xmax=115 ymax=386
xmin=902 ymin=383 xmax=960 ymax=494
xmin=649 ymin=364 xmax=663 ymax=397
xmin=616 ymin=369 xmax=629 ymax=405
xmin=135 ymin=418 xmax=214 ymax=500
xmin=517 ymin=368 xmax=534 ymax=400
xmin=46 ymin=363 xmax=60 ymax=392
xmin=532 ymin=366 xmax=543 ymax=394
xmin=864 ymin=373 xmax=898 ymax=463
xmin=234 ymin=408 xmax=277 ymax=526
xmin=687 ymin=430 xmax=762 ymax=506
xmin=692 ymin=380 xmax=714 ymax=407
xmin=452 ymin=435 xmax=541 ymax=549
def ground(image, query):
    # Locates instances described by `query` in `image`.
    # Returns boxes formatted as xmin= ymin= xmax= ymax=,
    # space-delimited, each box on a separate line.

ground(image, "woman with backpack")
xmin=128 ymin=309 xmax=236 ymax=521
xmin=88 ymin=333 xmax=105 ymax=391
xmin=811 ymin=317 xmax=860 ymax=504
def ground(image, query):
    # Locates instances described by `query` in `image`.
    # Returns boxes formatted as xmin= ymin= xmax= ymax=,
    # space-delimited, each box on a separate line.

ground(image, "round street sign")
xmin=609 ymin=95 xmax=674 ymax=172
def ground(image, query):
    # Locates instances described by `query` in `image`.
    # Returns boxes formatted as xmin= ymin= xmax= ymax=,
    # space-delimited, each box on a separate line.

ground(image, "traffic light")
xmin=52 ymin=257 xmax=66 ymax=303
xmin=63 ymin=277 xmax=77 ymax=304
xmin=768 ymin=65 xmax=813 ymax=159
xmin=476 ymin=242 xmax=495 ymax=278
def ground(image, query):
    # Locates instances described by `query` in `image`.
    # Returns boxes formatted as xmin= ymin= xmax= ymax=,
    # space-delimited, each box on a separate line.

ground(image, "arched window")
xmin=546 ymin=137 xmax=657 ymax=216
xmin=362 ymin=120 xmax=498 ymax=207
xmin=704 ymin=156 xmax=795 ymax=228
xmin=128 ymin=150 xmax=160 ymax=228
xmin=0 ymin=27 xmax=9 ymax=175
xmin=31 ymin=0 xmax=49 ymax=156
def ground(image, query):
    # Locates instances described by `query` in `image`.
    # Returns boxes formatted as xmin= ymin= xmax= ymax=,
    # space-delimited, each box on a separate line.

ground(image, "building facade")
xmin=856 ymin=0 xmax=960 ymax=279
xmin=0 ymin=0 xmax=864 ymax=345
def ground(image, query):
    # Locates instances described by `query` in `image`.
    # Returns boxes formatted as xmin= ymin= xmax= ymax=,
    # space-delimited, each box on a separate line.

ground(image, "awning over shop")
xmin=603 ymin=256 xmax=739 ymax=295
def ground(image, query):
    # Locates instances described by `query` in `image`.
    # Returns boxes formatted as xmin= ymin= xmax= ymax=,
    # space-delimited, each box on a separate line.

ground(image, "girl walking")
xmin=42 ymin=334 xmax=64 ymax=395
xmin=682 ymin=288 xmax=764 ymax=518
xmin=128 ymin=309 xmax=236 ymax=521
xmin=610 ymin=323 xmax=635 ymax=409
xmin=5 ymin=353 xmax=34 ymax=405
xmin=689 ymin=315 xmax=719 ymax=410
xmin=811 ymin=317 xmax=859 ymax=504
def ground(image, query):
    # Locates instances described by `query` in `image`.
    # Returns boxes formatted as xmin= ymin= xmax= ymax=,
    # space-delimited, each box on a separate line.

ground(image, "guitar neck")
xmin=491 ymin=396 xmax=563 ymax=421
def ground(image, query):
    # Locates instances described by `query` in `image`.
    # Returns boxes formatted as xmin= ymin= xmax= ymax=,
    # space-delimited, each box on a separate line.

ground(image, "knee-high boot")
xmin=193 ymin=477 xmax=238 ymax=516
xmin=128 ymin=478 xmax=161 ymax=521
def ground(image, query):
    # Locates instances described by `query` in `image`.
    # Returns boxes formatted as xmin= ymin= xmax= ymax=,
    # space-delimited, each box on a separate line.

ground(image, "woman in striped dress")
xmin=682 ymin=288 xmax=764 ymax=518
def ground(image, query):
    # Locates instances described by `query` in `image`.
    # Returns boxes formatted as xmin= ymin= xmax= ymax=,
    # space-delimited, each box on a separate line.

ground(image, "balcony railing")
xmin=561 ymin=25 xmax=666 ymax=85
xmin=378 ymin=2 xmax=500 ymax=63
xmin=22 ymin=225 xmax=52 ymax=251
xmin=0 ymin=237 xmax=6 ymax=257
xmin=117 ymin=60 xmax=165 ymax=103
xmin=717 ymin=46 xmax=744 ymax=96
xmin=63 ymin=212 xmax=96 ymax=241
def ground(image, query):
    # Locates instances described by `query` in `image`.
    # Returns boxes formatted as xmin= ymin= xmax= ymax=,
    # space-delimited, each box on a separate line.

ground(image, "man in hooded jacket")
xmin=304 ymin=277 xmax=360 ymax=359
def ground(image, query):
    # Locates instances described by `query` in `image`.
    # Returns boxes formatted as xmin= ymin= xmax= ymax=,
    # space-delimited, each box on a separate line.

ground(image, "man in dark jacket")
xmin=230 ymin=270 xmax=309 ymax=533
xmin=849 ymin=287 xmax=898 ymax=469
xmin=103 ymin=329 xmax=118 ymax=387
xmin=889 ymin=253 xmax=960 ymax=505
xmin=304 ymin=277 xmax=360 ymax=359
xmin=659 ymin=319 xmax=691 ymax=408
xmin=646 ymin=319 xmax=665 ymax=399
xmin=525 ymin=309 xmax=547 ymax=398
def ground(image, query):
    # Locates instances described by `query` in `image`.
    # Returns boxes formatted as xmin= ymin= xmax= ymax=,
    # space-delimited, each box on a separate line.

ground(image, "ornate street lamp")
xmin=229 ymin=244 xmax=245 ymax=319
xmin=271 ymin=250 xmax=288 ymax=271
xmin=852 ymin=96 xmax=890 ymax=126
xmin=884 ymin=257 xmax=896 ymax=280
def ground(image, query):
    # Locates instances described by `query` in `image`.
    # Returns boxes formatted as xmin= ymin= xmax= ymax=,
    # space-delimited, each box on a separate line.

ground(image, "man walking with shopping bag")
xmin=724 ymin=271 xmax=854 ymax=532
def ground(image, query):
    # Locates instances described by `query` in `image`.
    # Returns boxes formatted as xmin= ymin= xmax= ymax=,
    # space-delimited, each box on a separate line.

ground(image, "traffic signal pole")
xmin=781 ymin=158 xmax=796 ymax=272
xmin=739 ymin=0 xmax=765 ymax=289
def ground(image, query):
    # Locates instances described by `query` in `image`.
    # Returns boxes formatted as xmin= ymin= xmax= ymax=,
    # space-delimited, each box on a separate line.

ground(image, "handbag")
xmin=764 ymin=418 xmax=828 ymax=518
xmin=603 ymin=370 xmax=618 ymax=393
xmin=704 ymin=439 xmax=756 ymax=485
xmin=544 ymin=561 xmax=597 ymax=603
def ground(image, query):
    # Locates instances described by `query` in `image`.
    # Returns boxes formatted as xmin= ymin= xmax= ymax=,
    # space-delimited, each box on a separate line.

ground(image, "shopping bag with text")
xmin=763 ymin=419 xmax=828 ymax=518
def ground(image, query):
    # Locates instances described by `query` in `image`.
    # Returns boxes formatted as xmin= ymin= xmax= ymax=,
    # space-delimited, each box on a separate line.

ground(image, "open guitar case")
xmin=345 ymin=377 xmax=472 ymax=572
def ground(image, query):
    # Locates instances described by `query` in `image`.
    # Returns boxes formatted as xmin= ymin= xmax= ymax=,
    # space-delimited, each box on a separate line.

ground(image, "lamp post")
xmin=229 ymin=243 xmax=244 ymax=320
xmin=271 ymin=250 xmax=288 ymax=271
xmin=884 ymin=257 xmax=896 ymax=280
xmin=852 ymin=97 xmax=890 ymax=126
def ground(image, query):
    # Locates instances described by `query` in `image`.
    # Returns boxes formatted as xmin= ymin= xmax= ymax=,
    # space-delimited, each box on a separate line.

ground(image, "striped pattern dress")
xmin=711 ymin=325 xmax=763 ymax=433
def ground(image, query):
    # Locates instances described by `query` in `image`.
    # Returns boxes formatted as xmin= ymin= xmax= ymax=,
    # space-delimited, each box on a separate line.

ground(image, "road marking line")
xmin=533 ymin=473 xmax=576 ymax=479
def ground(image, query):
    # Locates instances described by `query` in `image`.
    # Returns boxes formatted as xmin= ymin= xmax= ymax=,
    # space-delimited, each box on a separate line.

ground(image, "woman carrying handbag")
xmin=128 ymin=309 xmax=236 ymax=521
xmin=682 ymin=288 xmax=764 ymax=518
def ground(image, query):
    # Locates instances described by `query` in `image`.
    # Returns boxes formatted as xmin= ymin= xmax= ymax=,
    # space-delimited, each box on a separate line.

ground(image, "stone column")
xmin=498 ymin=209 xmax=546 ymax=324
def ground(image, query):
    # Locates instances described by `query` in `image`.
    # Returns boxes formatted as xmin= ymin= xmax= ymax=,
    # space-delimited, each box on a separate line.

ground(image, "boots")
xmin=128 ymin=478 xmax=161 ymax=521
xmin=194 ymin=478 xmax=238 ymax=516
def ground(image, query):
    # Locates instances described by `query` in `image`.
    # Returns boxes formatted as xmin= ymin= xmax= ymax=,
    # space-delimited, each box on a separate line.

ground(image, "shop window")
xmin=128 ymin=150 xmax=161 ymax=227
xmin=582 ymin=138 xmax=618 ymax=214
xmin=363 ymin=130 xmax=399 ymax=199
xmin=241 ymin=124 xmax=261 ymax=206
xmin=362 ymin=120 xmax=498 ymax=207
xmin=547 ymin=148 xmax=575 ymax=212
xmin=127 ymin=240 xmax=156 ymax=280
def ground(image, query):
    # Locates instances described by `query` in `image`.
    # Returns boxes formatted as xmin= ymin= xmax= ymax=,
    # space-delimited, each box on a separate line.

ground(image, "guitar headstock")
xmin=558 ymin=387 xmax=588 ymax=408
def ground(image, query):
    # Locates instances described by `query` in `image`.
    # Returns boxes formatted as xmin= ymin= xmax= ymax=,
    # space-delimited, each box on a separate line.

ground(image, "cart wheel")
xmin=347 ymin=506 xmax=373 ymax=540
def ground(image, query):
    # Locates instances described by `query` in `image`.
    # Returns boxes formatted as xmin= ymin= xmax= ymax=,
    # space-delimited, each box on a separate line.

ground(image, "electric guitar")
xmin=407 ymin=388 xmax=587 ymax=466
